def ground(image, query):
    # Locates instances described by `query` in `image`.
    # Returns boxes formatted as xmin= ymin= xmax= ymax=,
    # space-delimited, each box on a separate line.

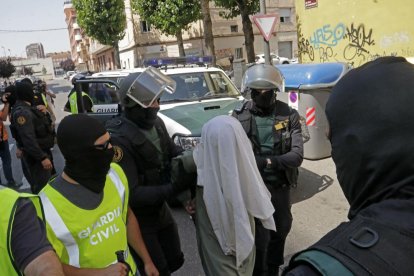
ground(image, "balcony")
xmin=75 ymin=34 xmax=82 ymax=41
xmin=73 ymin=23 xmax=80 ymax=29
xmin=63 ymin=1 xmax=73 ymax=10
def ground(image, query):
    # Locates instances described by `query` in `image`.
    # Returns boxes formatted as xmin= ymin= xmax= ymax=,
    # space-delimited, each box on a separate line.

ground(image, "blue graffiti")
xmin=309 ymin=23 xmax=346 ymax=48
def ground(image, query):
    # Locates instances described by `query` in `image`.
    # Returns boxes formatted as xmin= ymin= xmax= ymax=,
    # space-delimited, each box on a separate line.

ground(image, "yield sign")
xmin=252 ymin=14 xmax=278 ymax=41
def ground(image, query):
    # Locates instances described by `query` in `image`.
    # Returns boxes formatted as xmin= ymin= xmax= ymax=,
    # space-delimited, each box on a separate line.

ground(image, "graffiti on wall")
xmin=297 ymin=17 xmax=413 ymax=66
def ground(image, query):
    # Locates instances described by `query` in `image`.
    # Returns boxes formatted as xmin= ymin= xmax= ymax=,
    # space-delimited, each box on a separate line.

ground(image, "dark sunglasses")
xmin=94 ymin=139 xmax=111 ymax=150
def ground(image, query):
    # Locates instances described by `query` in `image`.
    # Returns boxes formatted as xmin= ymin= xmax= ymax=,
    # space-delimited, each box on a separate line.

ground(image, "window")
xmin=230 ymin=25 xmax=238 ymax=33
xmin=235 ymin=48 xmax=243 ymax=59
xmin=279 ymin=8 xmax=291 ymax=23
xmin=140 ymin=21 xmax=151 ymax=33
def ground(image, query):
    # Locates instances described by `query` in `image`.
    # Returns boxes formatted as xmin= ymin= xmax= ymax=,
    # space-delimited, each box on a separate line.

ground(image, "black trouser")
xmin=254 ymin=185 xmax=292 ymax=276
xmin=22 ymin=149 xmax=53 ymax=194
xmin=132 ymin=221 xmax=184 ymax=276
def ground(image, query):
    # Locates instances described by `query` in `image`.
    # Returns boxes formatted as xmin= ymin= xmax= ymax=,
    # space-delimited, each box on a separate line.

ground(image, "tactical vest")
xmin=39 ymin=163 xmax=137 ymax=273
xmin=233 ymin=100 xmax=298 ymax=186
xmin=106 ymin=116 xmax=173 ymax=188
xmin=0 ymin=188 xmax=43 ymax=276
xmin=11 ymin=105 xmax=55 ymax=150
xmin=287 ymin=200 xmax=414 ymax=275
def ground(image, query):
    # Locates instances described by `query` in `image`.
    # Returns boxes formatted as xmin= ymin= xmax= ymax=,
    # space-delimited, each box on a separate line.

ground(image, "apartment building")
xmin=64 ymin=0 xmax=298 ymax=72
xmin=26 ymin=43 xmax=45 ymax=59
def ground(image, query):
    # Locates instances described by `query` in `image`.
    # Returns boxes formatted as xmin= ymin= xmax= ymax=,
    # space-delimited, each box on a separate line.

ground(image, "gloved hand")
xmin=255 ymin=155 xmax=268 ymax=170
xmin=171 ymin=154 xmax=197 ymax=193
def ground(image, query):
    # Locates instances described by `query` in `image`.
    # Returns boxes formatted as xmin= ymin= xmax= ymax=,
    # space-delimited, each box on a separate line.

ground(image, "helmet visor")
xmin=126 ymin=67 xmax=176 ymax=108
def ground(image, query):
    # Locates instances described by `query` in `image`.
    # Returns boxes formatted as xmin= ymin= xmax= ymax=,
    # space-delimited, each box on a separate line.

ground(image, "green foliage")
xmin=60 ymin=59 xmax=76 ymax=72
xmin=214 ymin=0 xmax=259 ymax=19
xmin=73 ymin=0 xmax=126 ymax=46
xmin=132 ymin=0 xmax=201 ymax=36
xmin=0 ymin=58 xmax=16 ymax=79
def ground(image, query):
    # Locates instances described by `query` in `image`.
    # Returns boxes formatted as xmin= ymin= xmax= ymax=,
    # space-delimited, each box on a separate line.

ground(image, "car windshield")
xmin=161 ymin=71 xmax=240 ymax=103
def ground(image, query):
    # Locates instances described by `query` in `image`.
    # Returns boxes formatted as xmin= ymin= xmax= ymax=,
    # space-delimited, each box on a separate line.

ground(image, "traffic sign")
xmin=252 ymin=14 xmax=278 ymax=41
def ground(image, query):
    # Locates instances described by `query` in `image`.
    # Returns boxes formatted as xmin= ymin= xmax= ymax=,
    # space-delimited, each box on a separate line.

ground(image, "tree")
xmin=60 ymin=58 xmax=76 ymax=72
xmin=132 ymin=0 xmax=201 ymax=57
xmin=73 ymin=0 xmax=126 ymax=69
xmin=214 ymin=0 xmax=259 ymax=63
xmin=200 ymin=0 xmax=216 ymax=66
xmin=0 ymin=57 xmax=16 ymax=79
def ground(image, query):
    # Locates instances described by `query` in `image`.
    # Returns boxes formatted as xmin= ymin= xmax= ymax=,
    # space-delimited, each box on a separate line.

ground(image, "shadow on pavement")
xmin=290 ymin=167 xmax=334 ymax=204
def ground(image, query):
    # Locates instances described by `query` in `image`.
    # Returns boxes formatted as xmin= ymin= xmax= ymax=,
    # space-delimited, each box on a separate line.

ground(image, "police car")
xmin=80 ymin=57 xmax=244 ymax=149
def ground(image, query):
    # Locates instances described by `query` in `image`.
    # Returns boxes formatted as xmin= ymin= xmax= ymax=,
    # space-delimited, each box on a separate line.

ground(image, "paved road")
xmin=1 ymin=78 xmax=349 ymax=275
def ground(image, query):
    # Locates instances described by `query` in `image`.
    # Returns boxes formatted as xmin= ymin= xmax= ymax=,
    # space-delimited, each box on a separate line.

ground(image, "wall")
xmin=295 ymin=0 xmax=414 ymax=66
xmin=13 ymin=57 xmax=55 ymax=80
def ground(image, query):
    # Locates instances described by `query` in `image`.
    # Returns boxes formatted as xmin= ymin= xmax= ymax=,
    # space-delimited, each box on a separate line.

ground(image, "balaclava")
xmin=124 ymin=103 xmax=160 ymax=129
xmin=4 ymin=85 xmax=17 ymax=106
xmin=326 ymin=56 xmax=414 ymax=219
xmin=15 ymin=82 xmax=34 ymax=104
xmin=251 ymin=89 xmax=277 ymax=115
xmin=57 ymin=114 xmax=114 ymax=193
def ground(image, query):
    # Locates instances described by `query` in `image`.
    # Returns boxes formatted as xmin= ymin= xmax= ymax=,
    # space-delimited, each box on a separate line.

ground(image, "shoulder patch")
xmin=112 ymin=145 xmax=123 ymax=163
xmin=17 ymin=116 xmax=26 ymax=125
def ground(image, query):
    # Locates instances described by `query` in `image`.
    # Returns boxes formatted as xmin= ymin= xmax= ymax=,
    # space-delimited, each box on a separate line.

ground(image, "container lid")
xmin=275 ymin=62 xmax=351 ymax=90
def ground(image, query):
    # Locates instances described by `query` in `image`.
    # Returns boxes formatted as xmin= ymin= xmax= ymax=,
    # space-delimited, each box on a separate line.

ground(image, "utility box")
xmin=275 ymin=62 xmax=351 ymax=160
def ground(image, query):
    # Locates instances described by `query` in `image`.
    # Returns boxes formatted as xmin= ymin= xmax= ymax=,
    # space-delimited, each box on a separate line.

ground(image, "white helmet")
xmin=241 ymin=64 xmax=285 ymax=94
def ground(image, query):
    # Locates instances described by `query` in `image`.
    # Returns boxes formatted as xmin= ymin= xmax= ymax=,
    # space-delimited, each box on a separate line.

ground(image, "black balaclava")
xmin=15 ymin=82 xmax=34 ymax=104
xmin=4 ymin=85 xmax=17 ymax=106
xmin=326 ymin=56 xmax=414 ymax=219
xmin=251 ymin=89 xmax=277 ymax=115
xmin=57 ymin=114 xmax=114 ymax=193
xmin=124 ymin=104 xmax=160 ymax=129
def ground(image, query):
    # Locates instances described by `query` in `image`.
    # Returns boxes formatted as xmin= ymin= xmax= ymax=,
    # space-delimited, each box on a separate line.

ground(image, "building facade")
xmin=64 ymin=0 xmax=298 ymax=72
xmin=26 ymin=43 xmax=45 ymax=59
xmin=46 ymin=51 xmax=72 ymax=76
xmin=64 ymin=0 xmax=90 ymax=71
xmin=295 ymin=0 xmax=414 ymax=66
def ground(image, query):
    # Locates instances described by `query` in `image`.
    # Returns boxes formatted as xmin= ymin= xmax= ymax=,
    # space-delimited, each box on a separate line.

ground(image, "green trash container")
xmin=275 ymin=62 xmax=351 ymax=160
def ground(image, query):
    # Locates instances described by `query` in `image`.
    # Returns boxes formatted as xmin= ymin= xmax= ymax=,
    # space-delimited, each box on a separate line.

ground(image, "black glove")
xmin=255 ymin=155 xmax=268 ymax=170
xmin=171 ymin=156 xmax=197 ymax=193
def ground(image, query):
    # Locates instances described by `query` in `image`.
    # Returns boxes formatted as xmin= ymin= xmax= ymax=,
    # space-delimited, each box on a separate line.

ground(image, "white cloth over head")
xmin=193 ymin=115 xmax=276 ymax=267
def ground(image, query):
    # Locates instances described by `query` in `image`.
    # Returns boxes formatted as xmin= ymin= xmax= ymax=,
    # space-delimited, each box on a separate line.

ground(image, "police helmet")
xmin=71 ymin=74 xmax=86 ymax=85
xmin=119 ymin=67 xmax=176 ymax=109
xmin=241 ymin=64 xmax=285 ymax=94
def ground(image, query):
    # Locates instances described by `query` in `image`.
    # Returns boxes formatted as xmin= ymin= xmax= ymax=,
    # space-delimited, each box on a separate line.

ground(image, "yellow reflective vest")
xmin=39 ymin=163 xmax=137 ymax=273
xmin=0 ymin=188 xmax=44 ymax=276
xmin=68 ymin=91 xmax=93 ymax=114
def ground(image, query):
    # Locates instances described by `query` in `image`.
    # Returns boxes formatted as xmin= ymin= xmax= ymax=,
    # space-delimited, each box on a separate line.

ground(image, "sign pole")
xmin=260 ymin=0 xmax=271 ymax=65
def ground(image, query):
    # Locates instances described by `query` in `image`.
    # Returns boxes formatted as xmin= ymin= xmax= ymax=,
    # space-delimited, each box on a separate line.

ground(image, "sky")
xmin=0 ymin=0 xmax=71 ymax=58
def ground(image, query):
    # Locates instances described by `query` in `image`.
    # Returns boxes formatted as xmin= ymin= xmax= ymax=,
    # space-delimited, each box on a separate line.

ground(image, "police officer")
xmin=10 ymin=82 xmax=55 ymax=193
xmin=232 ymin=64 xmax=304 ymax=275
xmin=0 ymin=187 xmax=64 ymax=275
xmin=284 ymin=57 xmax=414 ymax=275
xmin=39 ymin=114 xmax=158 ymax=275
xmin=64 ymin=74 xmax=93 ymax=113
xmin=106 ymin=67 xmax=186 ymax=276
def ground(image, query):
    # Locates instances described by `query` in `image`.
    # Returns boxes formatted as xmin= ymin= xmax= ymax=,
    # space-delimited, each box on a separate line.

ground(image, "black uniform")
xmin=284 ymin=57 xmax=414 ymax=275
xmin=106 ymin=115 xmax=184 ymax=276
xmin=233 ymin=99 xmax=304 ymax=275
xmin=10 ymin=102 xmax=55 ymax=193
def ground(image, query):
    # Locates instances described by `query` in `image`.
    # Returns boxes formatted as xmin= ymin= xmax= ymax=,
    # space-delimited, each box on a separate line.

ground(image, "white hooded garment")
xmin=193 ymin=115 xmax=276 ymax=267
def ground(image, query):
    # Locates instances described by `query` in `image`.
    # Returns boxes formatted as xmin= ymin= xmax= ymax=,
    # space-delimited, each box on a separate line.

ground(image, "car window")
xmin=161 ymin=71 xmax=240 ymax=102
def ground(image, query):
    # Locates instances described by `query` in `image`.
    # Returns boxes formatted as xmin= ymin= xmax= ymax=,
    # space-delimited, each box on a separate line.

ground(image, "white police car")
xmin=80 ymin=57 xmax=244 ymax=149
